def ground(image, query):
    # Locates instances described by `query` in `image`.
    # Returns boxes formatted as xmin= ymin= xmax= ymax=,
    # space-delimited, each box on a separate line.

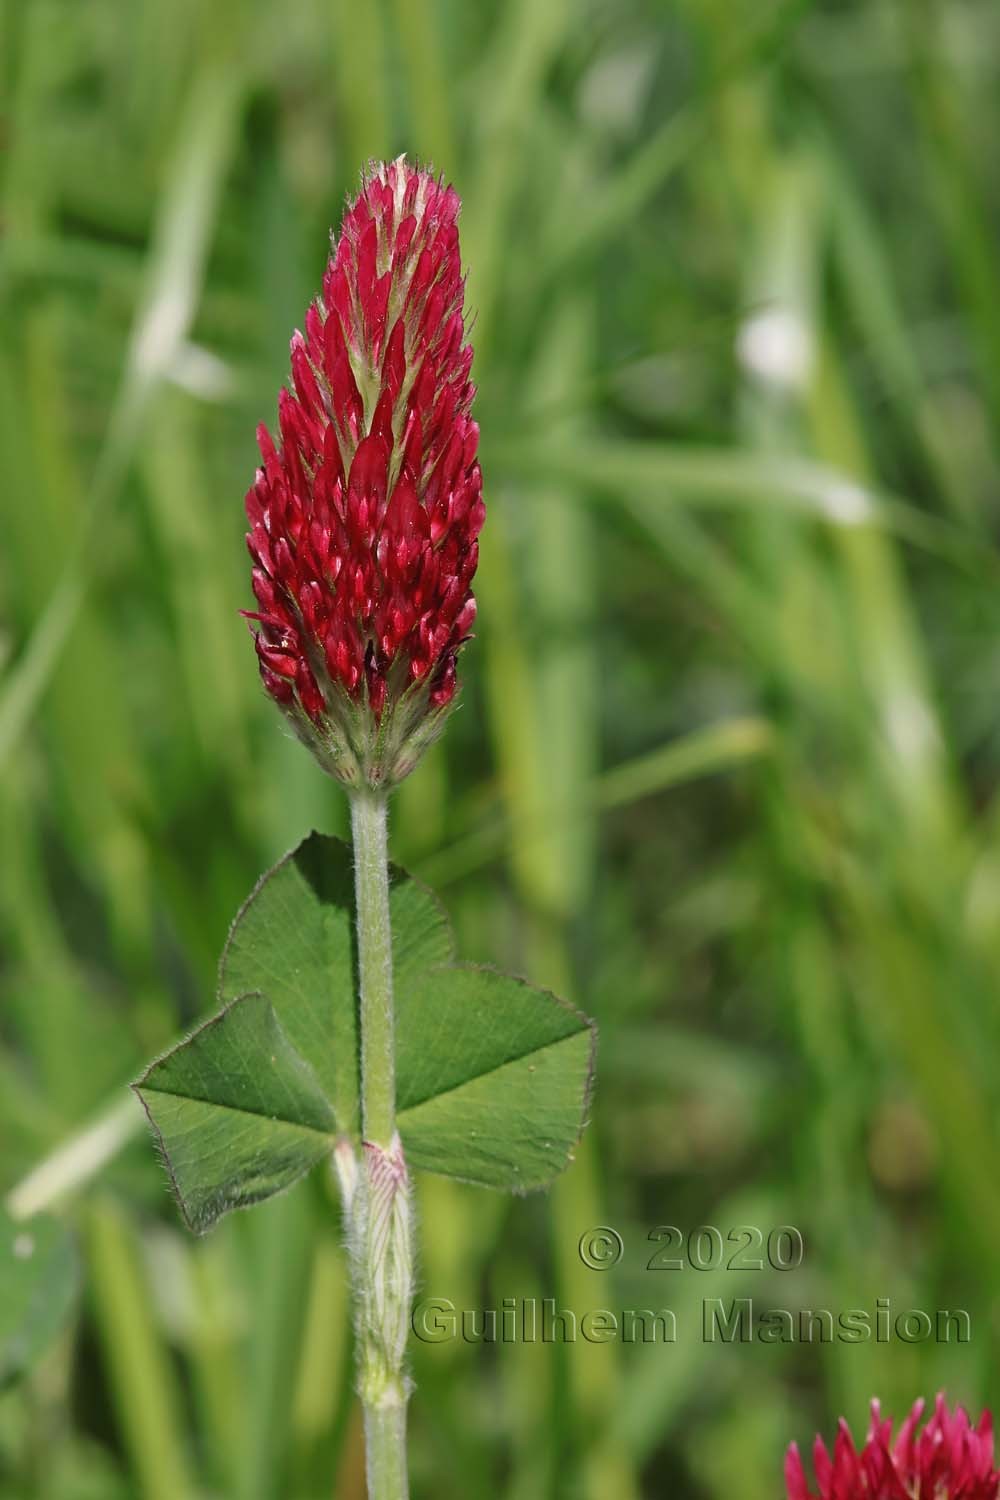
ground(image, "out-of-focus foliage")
xmin=2 ymin=0 xmax=999 ymax=1495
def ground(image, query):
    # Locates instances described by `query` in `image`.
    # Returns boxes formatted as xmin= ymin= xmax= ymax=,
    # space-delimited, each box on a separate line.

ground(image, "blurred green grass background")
xmin=2 ymin=0 xmax=1000 ymax=1495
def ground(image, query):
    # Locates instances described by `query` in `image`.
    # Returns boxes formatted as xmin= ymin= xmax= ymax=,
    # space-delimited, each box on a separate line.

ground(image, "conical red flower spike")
xmin=244 ymin=158 xmax=484 ymax=788
xmin=786 ymin=1396 xmax=999 ymax=1500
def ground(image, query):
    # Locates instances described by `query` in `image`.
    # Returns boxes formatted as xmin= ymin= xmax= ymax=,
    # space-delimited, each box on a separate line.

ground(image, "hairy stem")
xmin=352 ymin=790 xmax=396 ymax=1147
xmin=349 ymin=790 xmax=411 ymax=1500
xmin=364 ymin=1401 xmax=409 ymax=1500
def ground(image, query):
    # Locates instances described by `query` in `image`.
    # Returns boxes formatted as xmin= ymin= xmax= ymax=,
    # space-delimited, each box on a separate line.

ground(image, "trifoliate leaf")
xmin=136 ymin=834 xmax=595 ymax=1231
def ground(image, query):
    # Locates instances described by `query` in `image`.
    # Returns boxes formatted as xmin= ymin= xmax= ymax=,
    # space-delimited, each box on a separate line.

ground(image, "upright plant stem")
xmin=349 ymin=789 xmax=411 ymax=1500
xmin=363 ymin=1402 xmax=409 ymax=1500
xmin=352 ymin=790 xmax=396 ymax=1148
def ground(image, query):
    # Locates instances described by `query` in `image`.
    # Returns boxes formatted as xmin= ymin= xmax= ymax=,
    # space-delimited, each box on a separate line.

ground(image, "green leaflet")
xmin=137 ymin=993 xmax=337 ymax=1233
xmin=135 ymin=833 xmax=595 ymax=1232
xmin=0 ymin=1207 xmax=79 ymax=1387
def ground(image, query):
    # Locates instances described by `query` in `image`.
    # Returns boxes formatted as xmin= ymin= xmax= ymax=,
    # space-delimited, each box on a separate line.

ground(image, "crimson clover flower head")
xmin=786 ymin=1395 xmax=999 ymax=1500
xmin=245 ymin=158 xmax=483 ymax=788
